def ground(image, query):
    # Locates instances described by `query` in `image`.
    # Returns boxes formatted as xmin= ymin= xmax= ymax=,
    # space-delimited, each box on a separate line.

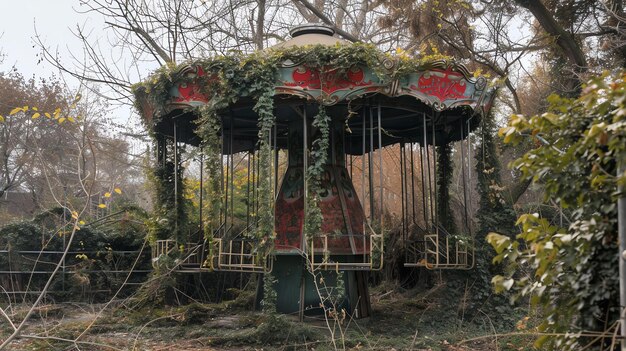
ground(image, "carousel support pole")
xmin=424 ymin=114 xmax=433 ymax=229
xmin=402 ymin=143 xmax=409 ymax=237
xmin=230 ymin=118 xmax=235 ymax=234
xmin=274 ymin=124 xmax=279 ymax=200
xmin=368 ymin=104 xmax=375 ymax=220
xmin=199 ymin=151 xmax=206 ymax=269
xmin=303 ymin=105 xmax=308 ymax=236
xmin=466 ymin=118 xmax=473 ymax=235
xmin=431 ymin=116 xmax=438 ymax=230
xmin=410 ymin=142 xmax=416 ymax=223
xmin=301 ymin=104 xmax=308 ymax=322
xmin=220 ymin=119 xmax=225 ymax=233
xmin=400 ymin=142 xmax=406 ymax=241
xmin=174 ymin=122 xmax=179 ymax=237
xmin=619 ymin=159 xmax=626 ymax=350
xmin=246 ymin=152 xmax=251 ymax=233
xmin=419 ymin=130 xmax=427 ymax=227
xmin=251 ymin=151 xmax=256 ymax=228
xmin=199 ymin=152 xmax=204 ymax=242
xmin=460 ymin=120 xmax=470 ymax=234
xmin=378 ymin=103 xmax=384 ymax=279
xmin=361 ymin=104 xmax=366 ymax=225
xmin=378 ymin=103 xmax=383 ymax=231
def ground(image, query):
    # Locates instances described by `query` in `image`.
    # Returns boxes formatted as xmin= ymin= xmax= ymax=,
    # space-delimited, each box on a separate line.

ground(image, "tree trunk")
xmin=515 ymin=0 xmax=587 ymax=90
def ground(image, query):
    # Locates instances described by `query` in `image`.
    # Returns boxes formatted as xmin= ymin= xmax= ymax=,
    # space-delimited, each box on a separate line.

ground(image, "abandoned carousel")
xmin=133 ymin=24 xmax=497 ymax=319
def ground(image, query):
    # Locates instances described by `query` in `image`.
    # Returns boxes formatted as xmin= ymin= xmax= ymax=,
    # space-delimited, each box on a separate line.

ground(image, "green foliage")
xmin=132 ymin=43 xmax=459 ymax=130
xmin=262 ymin=273 xmax=277 ymax=314
xmin=197 ymin=105 xmax=223 ymax=240
xmin=304 ymin=106 xmax=330 ymax=241
xmin=146 ymin=157 xmax=189 ymax=244
xmin=491 ymin=71 xmax=626 ymax=349
xmin=132 ymin=43 xmax=466 ymax=312
xmin=466 ymin=111 xmax=518 ymax=308
xmin=252 ymin=77 xmax=277 ymax=257
xmin=476 ymin=113 xmax=517 ymax=239
xmin=0 ymin=207 xmax=149 ymax=301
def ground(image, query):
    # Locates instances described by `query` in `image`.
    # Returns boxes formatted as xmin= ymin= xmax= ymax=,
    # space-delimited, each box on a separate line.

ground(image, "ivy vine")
xmin=304 ymin=106 xmax=330 ymax=242
xmin=132 ymin=44 xmax=464 ymax=266
xmin=490 ymin=72 xmax=626 ymax=349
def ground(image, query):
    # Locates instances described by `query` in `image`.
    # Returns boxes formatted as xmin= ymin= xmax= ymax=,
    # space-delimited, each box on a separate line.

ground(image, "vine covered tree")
xmin=490 ymin=72 xmax=626 ymax=349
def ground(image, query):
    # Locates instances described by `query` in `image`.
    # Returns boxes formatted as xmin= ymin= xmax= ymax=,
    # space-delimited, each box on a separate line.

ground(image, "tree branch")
xmin=515 ymin=0 xmax=587 ymax=72
xmin=104 ymin=21 xmax=172 ymax=63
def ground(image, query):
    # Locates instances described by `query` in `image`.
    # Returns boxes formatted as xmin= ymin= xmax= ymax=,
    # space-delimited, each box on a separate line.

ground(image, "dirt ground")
xmin=0 ymin=284 xmax=536 ymax=351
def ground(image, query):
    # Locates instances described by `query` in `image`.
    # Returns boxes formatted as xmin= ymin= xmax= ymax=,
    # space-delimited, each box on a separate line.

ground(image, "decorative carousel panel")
xmin=168 ymin=65 xmax=210 ymax=109
xmin=399 ymin=67 xmax=488 ymax=112
xmin=274 ymin=65 xmax=387 ymax=105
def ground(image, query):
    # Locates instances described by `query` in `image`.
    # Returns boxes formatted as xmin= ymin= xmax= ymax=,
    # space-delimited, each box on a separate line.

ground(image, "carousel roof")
xmin=133 ymin=24 xmax=498 ymax=153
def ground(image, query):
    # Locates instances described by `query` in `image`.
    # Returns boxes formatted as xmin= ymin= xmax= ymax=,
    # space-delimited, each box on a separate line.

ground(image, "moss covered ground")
xmin=0 ymin=281 xmax=537 ymax=351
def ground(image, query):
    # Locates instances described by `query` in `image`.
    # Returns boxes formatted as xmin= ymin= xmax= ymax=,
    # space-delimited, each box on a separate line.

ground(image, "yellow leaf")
xmin=32 ymin=107 xmax=38 ymax=111
xmin=9 ymin=107 xmax=22 ymax=115
xmin=53 ymin=108 xmax=61 ymax=118
xmin=71 ymin=211 xmax=78 ymax=219
xmin=98 ymin=204 xmax=107 ymax=209
xmin=32 ymin=113 xmax=41 ymax=119
xmin=22 ymin=106 xmax=29 ymax=111
xmin=0 ymin=115 xmax=4 ymax=122
xmin=58 ymin=117 xmax=66 ymax=123
xmin=79 ymin=220 xmax=85 ymax=225
xmin=44 ymin=112 xmax=51 ymax=118
xmin=114 ymin=188 xmax=122 ymax=194
xmin=104 ymin=192 xmax=111 ymax=198
xmin=68 ymin=117 xmax=76 ymax=123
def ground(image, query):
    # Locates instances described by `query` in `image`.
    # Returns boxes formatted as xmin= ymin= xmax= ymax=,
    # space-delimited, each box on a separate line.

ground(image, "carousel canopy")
xmin=133 ymin=24 xmax=497 ymax=153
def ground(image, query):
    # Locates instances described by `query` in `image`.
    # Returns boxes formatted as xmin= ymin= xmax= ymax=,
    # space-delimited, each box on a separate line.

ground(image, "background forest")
xmin=0 ymin=0 xmax=625 ymax=350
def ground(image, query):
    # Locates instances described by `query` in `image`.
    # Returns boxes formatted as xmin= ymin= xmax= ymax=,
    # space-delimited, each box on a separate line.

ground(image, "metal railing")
xmin=151 ymin=239 xmax=177 ymax=263
xmin=308 ymin=232 xmax=384 ymax=271
xmin=210 ymin=238 xmax=272 ymax=273
xmin=152 ymin=238 xmax=272 ymax=273
xmin=0 ymin=249 xmax=151 ymax=296
xmin=404 ymin=232 xmax=474 ymax=270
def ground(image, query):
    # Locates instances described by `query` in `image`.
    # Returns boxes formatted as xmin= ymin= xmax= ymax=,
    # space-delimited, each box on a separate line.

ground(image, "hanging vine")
xmin=304 ymin=106 xmax=330 ymax=242
xmin=197 ymin=105 xmax=222 ymax=241
xmin=146 ymin=137 xmax=188 ymax=246
xmin=251 ymin=74 xmax=278 ymax=260
xmin=471 ymin=110 xmax=517 ymax=306
xmin=132 ymin=43 xmax=460 ymax=256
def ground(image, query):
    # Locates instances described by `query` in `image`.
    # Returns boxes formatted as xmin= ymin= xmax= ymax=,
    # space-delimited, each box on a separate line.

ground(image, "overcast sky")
xmin=1 ymin=1 xmax=102 ymax=81
xmin=0 ymin=1 xmax=146 ymax=135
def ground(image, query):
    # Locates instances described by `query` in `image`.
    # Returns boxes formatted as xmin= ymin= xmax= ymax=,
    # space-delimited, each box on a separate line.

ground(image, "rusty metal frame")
xmin=404 ymin=233 xmax=474 ymax=270
xmin=210 ymin=238 xmax=272 ymax=273
xmin=307 ymin=231 xmax=384 ymax=272
xmin=403 ymin=117 xmax=476 ymax=270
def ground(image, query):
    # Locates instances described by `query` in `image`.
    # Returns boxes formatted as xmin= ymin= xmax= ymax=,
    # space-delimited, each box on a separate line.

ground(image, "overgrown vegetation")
xmin=0 ymin=206 xmax=149 ymax=302
xmin=490 ymin=72 xmax=626 ymax=349
xmin=132 ymin=44 xmax=468 ymax=304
